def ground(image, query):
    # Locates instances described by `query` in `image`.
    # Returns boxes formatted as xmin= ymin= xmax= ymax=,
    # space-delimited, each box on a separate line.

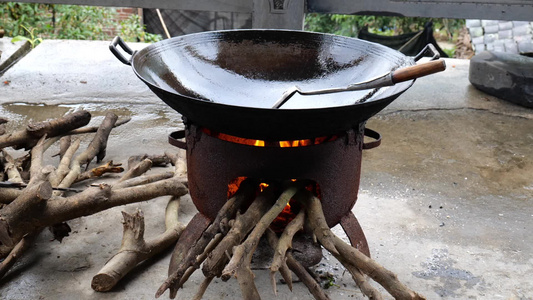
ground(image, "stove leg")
xmin=340 ymin=211 xmax=370 ymax=258
xmin=169 ymin=212 xmax=211 ymax=269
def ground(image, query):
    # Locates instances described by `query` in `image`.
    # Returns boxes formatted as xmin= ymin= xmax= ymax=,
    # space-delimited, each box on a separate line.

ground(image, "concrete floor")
xmin=0 ymin=40 xmax=532 ymax=299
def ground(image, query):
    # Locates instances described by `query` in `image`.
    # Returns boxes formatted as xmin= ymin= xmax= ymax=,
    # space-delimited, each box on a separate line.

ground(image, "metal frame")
xmin=12 ymin=0 xmax=533 ymax=30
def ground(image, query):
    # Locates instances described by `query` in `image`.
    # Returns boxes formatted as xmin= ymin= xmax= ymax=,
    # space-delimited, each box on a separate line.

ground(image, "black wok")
xmin=111 ymin=30 xmax=429 ymax=140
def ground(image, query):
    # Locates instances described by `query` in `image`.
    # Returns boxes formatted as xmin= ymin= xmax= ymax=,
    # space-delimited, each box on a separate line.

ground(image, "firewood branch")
xmin=221 ymin=185 xmax=299 ymax=299
xmin=0 ymin=177 xmax=188 ymax=247
xmin=155 ymin=179 xmax=257 ymax=298
xmin=0 ymin=111 xmax=91 ymax=150
xmin=91 ymin=196 xmax=185 ymax=292
xmin=266 ymin=228 xmax=330 ymax=300
xmin=202 ymin=185 xmax=277 ymax=278
xmin=58 ymin=113 xmax=118 ymax=191
xmin=297 ymin=190 xmax=425 ymax=300
xmin=75 ymin=161 xmax=124 ymax=183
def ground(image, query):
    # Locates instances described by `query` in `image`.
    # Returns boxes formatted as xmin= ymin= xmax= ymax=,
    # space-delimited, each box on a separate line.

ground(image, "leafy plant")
xmin=0 ymin=3 xmax=160 ymax=43
xmin=305 ymin=13 xmax=465 ymax=42
xmin=52 ymin=5 xmax=116 ymax=40
xmin=0 ymin=2 xmax=51 ymax=37
xmin=120 ymin=14 xmax=162 ymax=43
xmin=11 ymin=24 xmax=42 ymax=48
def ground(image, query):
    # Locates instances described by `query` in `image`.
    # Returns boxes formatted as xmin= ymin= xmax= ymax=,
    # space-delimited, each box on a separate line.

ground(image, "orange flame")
xmin=226 ymin=178 xmax=323 ymax=233
xmin=202 ymin=128 xmax=337 ymax=148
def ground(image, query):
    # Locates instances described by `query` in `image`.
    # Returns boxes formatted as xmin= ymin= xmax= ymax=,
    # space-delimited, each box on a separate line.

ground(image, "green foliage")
xmin=12 ymin=24 xmax=42 ymax=48
xmin=322 ymin=273 xmax=339 ymax=289
xmin=0 ymin=3 xmax=160 ymax=44
xmin=305 ymin=13 xmax=465 ymax=41
xmin=0 ymin=2 xmax=51 ymax=37
xmin=52 ymin=5 xmax=116 ymax=40
xmin=442 ymin=47 xmax=456 ymax=58
xmin=120 ymin=14 xmax=162 ymax=43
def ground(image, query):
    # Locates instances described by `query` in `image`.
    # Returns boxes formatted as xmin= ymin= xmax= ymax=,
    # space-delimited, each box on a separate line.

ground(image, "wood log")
xmin=202 ymin=185 xmax=277 ymax=278
xmin=48 ymin=139 xmax=81 ymax=187
xmin=266 ymin=229 xmax=330 ymax=300
xmin=75 ymin=161 xmax=124 ymax=183
xmin=0 ymin=230 xmax=40 ymax=279
xmin=119 ymin=158 xmax=152 ymax=182
xmin=265 ymin=229 xmax=293 ymax=294
xmin=297 ymin=190 xmax=425 ymax=300
xmin=92 ymin=197 xmax=185 ymax=292
xmin=58 ymin=136 xmax=71 ymax=159
xmin=166 ymin=213 xmax=211 ymax=299
xmin=58 ymin=113 xmax=118 ymax=192
xmin=221 ymin=184 xmax=299 ymax=299
xmin=0 ymin=181 xmax=53 ymax=247
xmin=128 ymin=154 xmax=171 ymax=169
xmin=270 ymin=209 xmax=305 ymax=273
xmin=0 ymin=111 xmax=91 ymax=150
xmin=156 ymin=179 xmax=258 ymax=298
xmin=112 ymin=171 xmax=175 ymax=189
xmin=0 ymin=177 xmax=188 ymax=246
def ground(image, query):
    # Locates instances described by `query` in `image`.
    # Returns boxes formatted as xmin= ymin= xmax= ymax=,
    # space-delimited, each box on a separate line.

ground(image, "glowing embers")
xmin=202 ymin=128 xmax=337 ymax=148
xmin=227 ymin=177 xmax=321 ymax=233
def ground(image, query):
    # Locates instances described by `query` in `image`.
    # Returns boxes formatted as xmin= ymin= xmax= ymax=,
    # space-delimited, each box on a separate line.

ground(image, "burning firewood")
xmin=155 ymin=181 xmax=426 ymax=300
xmin=157 ymin=178 xmax=258 ymax=298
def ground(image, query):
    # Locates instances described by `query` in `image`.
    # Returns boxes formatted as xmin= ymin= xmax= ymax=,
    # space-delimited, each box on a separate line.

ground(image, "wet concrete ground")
xmin=0 ymin=40 xmax=532 ymax=299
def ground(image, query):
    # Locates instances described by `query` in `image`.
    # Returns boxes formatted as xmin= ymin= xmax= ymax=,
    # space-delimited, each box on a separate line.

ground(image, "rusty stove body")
xmin=170 ymin=120 xmax=380 ymax=256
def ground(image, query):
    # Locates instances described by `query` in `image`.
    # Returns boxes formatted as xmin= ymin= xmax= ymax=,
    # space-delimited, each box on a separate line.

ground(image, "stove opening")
xmin=227 ymin=177 xmax=321 ymax=233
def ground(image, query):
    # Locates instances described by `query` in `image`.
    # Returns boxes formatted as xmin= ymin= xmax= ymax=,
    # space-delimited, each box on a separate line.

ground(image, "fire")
xmin=227 ymin=178 xmax=322 ymax=233
xmin=270 ymin=200 xmax=298 ymax=233
xmin=202 ymin=128 xmax=337 ymax=148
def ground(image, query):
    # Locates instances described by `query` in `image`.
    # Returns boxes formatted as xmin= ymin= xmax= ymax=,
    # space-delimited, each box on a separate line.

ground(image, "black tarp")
xmin=358 ymin=22 xmax=448 ymax=58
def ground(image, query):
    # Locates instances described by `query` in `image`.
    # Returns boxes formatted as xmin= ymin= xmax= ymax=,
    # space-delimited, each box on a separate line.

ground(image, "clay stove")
xmin=169 ymin=119 xmax=382 ymax=257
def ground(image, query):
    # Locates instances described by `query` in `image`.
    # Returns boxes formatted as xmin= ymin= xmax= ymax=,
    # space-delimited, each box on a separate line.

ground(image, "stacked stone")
xmin=466 ymin=19 xmax=533 ymax=54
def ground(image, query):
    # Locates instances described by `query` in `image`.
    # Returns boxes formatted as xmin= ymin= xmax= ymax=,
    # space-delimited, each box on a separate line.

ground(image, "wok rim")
xmin=129 ymin=29 xmax=415 ymax=112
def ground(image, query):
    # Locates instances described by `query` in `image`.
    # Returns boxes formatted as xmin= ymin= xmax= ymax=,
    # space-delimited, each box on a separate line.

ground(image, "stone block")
xmin=498 ymin=21 xmax=513 ymax=31
xmin=468 ymin=27 xmax=484 ymax=37
xmin=493 ymin=45 xmax=505 ymax=52
xmin=473 ymin=43 xmax=485 ymax=53
xmin=504 ymin=41 xmax=518 ymax=54
xmin=513 ymin=25 xmax=532 ymax=37
xmin=482 ymin=20 xmax=499 ymax=27
xmin=469 ymin=51 xmax=533 ymax=108
xmin=498 ymin=29 xmax=513 ymax=39
xmin=484 ymin=24 xmax=499 ymax=34
xmin=472 ymin=36 xmax=485 ymax=44
xmin=466 ymin=19 xmax=481 ymax=27
xmin=484 ymin=33 xmax=498 ymax=44
xmin=514 ymin=35 xmax=532 ymax=43
xmin=512 ymin=21 xmax=530 ymax=27
xmin=493 ymin=39 xmax=505 ymax=46
xmin=518 ymin=40 xmax=533 ymax=54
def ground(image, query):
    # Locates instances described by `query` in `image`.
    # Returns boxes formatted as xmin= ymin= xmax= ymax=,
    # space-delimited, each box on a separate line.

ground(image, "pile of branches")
xmin=0 ymin=111 xmax=188 ymax=286
xmin=156 ymin=180 xmax=426 ymax=300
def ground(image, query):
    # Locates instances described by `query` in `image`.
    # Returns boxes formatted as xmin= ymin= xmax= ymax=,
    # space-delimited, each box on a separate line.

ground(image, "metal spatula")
xmin=272 ymin=59 xmax=446 ymax=109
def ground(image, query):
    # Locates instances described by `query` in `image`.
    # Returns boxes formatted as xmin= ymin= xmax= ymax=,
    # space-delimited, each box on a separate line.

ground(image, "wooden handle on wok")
xmin=391 ymin=59 xmax=446 ymax=84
